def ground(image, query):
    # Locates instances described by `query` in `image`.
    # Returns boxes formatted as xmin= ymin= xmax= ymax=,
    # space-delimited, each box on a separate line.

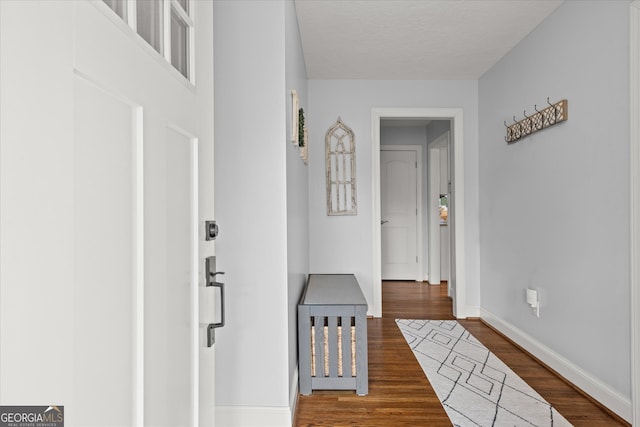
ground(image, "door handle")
xmin=205 ymin=256 xmax=225 ymax=347
xmin=381 ymin=220 xmax=389 ymax=225
xmin=206 ymin=280 xmax=225 ymax=347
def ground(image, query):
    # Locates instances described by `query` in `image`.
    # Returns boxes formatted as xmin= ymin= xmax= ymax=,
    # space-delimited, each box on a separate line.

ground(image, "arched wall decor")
xmin=326 ymin=117 xmax=357 ymax=215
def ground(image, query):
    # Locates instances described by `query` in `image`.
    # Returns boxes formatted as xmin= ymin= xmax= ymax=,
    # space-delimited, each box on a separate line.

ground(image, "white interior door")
xmin=381 ymin=149 xmax=418 ymax=280
xmin=1 ymin=1 xmax=215 ymax=425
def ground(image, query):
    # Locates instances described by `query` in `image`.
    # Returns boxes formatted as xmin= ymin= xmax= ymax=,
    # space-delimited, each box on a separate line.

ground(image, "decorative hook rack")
xmin=505 ymin=98 xmax=568 ymax=144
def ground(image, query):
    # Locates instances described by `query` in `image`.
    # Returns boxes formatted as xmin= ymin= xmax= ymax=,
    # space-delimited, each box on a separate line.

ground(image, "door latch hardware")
xmin=205 ymin=220 xmax=219 ymax=241
xmin=205 ymin=256 xmax=225 ymax=347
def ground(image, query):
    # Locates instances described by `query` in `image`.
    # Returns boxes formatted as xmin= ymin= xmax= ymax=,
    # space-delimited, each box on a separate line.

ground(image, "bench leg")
xmin=298 ymin=305 xmax=312 ymax=395
xmin=355 ymin=305 xmax=368 ymax=395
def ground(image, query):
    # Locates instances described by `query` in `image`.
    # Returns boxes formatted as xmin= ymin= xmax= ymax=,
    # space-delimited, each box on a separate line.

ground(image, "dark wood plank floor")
xmin=293 ymin=281 xmax=629 ymax=427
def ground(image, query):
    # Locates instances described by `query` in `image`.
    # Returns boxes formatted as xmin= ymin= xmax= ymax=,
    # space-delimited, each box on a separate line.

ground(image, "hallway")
xmin=293 ymin=282 xmax=627 ymax=426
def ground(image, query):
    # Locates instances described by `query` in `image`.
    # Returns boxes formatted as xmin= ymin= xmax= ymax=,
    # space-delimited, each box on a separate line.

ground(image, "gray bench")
xmin=298 ymin=274 xmax=368 ymax=395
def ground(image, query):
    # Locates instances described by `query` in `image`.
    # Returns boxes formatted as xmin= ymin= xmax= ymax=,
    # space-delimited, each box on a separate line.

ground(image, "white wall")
xmin=1 ymin=0 xmax=75 ymax=408
xmin=479 ymin=0 xmax=631 ymax=418
xmin=213 ymin=0 xmax=290 ymax=414
xmin=308 ymin=80 xmax=480 ymax=314
xmin=284 ymin=0 xmax=309 ymax=412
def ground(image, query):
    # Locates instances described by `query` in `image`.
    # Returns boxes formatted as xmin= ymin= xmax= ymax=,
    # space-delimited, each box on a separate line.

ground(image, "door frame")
xmin=372 ymin=107 xmax=466 ymax=318
xmin=630 ymin=1 xmax=639 ymax=424
xmin=428 ymin=146 xmax=441 ymax=284
xmin=380 ymin=145 xmax=423 ymax=282
xmin=427 ymin=131 xmax=451 ymax=286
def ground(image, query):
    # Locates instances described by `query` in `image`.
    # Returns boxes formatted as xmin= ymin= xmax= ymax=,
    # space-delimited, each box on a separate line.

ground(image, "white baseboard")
xmin=215 ymin=370 xmax=298 ymax=427
xmin=215 ymin=405 xmax=292 ymax=427
xmin=480 ymin=308 xmax=632 ymax=423
xmin=464 ymin=305 xmax=481 ymax=318
xmin=289 ymin=366 xmax=299 ymax=418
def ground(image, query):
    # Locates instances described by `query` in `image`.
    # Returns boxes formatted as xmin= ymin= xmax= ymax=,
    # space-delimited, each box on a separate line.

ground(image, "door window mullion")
xmin=101 ymin=0 xmax=193 ymax=82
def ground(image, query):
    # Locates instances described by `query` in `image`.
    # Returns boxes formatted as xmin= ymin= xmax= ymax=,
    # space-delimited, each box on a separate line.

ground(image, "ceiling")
xmin=294 ymin=0 xmax=563 ymax=80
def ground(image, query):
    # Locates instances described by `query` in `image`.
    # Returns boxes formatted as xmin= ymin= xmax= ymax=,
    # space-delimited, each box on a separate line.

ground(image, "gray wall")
xmin=308 ymin=80 xmax=480 ymax=313
xmin=427 ymin=120 xmax=450 ymax=144
xmin=285 ymin=0 xmax=310 ymax=409
xmin=214 ymin=0 xmax=291 ymax=411
xmin=212 ymin=0 xmax=633 ymax=419
xmin=479 ymin=0 xmax=631 ymax=399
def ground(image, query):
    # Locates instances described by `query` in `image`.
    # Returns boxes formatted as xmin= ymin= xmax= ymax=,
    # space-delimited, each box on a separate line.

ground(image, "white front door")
xmin=381 ymin=149 xmax=418 ymax=280
xmin=0 ymin=1 xmax=215 ymax=425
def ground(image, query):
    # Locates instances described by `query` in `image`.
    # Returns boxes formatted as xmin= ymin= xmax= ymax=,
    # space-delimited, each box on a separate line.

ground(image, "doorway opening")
xmin=372 ymin=108 xmax=466 ymax=319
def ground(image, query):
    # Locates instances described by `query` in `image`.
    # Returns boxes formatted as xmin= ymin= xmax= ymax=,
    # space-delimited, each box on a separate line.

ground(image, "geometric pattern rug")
xmin=396 ymin=319 xmax=573 ymax=427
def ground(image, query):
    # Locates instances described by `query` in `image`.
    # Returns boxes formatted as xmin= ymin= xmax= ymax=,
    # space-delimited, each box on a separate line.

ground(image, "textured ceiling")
xmin=295 ymin=0 xmax=563 ymax=80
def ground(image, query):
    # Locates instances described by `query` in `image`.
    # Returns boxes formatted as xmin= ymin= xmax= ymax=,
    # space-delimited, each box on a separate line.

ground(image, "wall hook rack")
xmin=505 ymin=98 xmax=568 ymax=144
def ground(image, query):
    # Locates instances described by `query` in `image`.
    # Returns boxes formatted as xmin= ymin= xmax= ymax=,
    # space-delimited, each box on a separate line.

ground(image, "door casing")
xmin=428 ymin=146 xmax=441 ymax=285
xmin=372 ymin=107 xmax=466 ymax=318
xmin=629 ymin=1 xmax=639 ymax=424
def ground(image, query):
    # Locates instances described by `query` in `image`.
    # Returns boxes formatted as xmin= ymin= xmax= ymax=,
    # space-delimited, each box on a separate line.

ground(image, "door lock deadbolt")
xmin=205 ymin=220 xmax=219 ymax=241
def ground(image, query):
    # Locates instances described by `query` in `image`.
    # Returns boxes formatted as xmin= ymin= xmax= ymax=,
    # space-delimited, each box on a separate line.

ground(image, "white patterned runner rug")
xmin=396 ymin=319 xmax=572 ymax=427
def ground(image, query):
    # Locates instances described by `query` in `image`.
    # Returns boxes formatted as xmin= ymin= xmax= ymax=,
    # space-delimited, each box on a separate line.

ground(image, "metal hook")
xmin=534 ymin=104 xmax=541 ymax=114
xmin=513 ymin=115 xmax=518 ymax=124
xmin=504 ymin=120 xmax=509 ymax=128
xmin=546 ymin=97 xmax=553 ymax=107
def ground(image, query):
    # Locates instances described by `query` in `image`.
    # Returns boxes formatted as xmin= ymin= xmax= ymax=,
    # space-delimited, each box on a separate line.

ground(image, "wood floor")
xmin=293 ymin=281 xmax=629 ymax=427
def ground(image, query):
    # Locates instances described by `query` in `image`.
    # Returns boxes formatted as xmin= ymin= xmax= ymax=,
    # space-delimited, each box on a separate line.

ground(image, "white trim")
xmin=162 ymin=0 xmax=172 ymax=62
xmin=188 ymin=0 xmax=196 ymax=85
xmin=427 ymin=132 xmax=450 ymax=285
xmin=166 ymin=123 xmax=201 ymax=425
xmin=372 ymin=108 xmax=466 ymax=318
xmin=134 ymin=106 xmax=145 ymax=427
xmin=171 ymin=0 xmax=193 ymax=26
xmin=289 ymin=366 xmax=299 ymax=420
xmin=91 ymin=0 xmax=195 ymax=90
xmin=465 ymin=306 xmax=480 ymax=318
xmin=215 ymin=406 xmax=292 ymax=427
xmin=481 ymin=309 xmax=632 ymax=423
xmin=380 ymin=144 xmax=423 ymax=282
xmin=126 ymin=0 xmax=137 ymax=31
xmin=191 ymin=137 xmax=200 ymax=426
xmin=451 ymin=115 xmax=465 ymax=318
xmin=428 ymin=147 xmax=441 ymax=284
xmin=630 ymin=1 xmax=640 ymax=425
